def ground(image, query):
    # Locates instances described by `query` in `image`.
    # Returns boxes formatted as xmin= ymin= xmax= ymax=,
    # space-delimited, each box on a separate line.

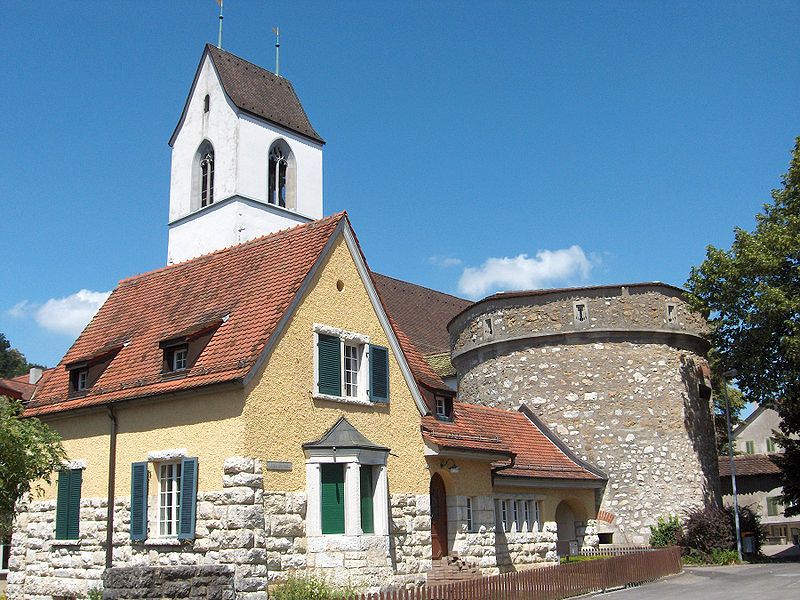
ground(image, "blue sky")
xmin=1 ymin=1 xmax=798 ymax=368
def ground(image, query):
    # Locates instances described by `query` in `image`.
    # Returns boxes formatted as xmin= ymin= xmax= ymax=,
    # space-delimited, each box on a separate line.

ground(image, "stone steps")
xmin=426 ymin=555 xmax=482 ymax=585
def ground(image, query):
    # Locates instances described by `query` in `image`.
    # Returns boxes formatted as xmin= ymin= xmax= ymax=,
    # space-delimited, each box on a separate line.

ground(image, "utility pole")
xmin=723 ymin=368 xmax=743 ymax=562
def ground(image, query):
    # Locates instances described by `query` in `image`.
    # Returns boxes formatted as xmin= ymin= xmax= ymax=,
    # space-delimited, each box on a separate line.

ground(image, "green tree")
xmin=0 ymin=333 xmax=29 ymax=378
xmin=687 ymin=136 xmax=800 ymax=515
xmin=0 ymin=396 xmax=65 ymax=538
xmin=708 ymin=351 xmax=747 ymax=454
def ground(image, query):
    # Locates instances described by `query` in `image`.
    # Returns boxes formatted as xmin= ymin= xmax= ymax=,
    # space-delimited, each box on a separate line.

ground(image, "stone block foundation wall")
xmin=7 ymin=460 xmax=438 ymax=598
xmin=102 ymin=565 xmax=235 ymax=600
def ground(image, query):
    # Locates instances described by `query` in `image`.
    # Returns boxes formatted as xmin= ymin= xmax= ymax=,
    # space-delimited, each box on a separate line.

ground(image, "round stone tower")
xmin=449 ymin=283 xmax=721 ymax=544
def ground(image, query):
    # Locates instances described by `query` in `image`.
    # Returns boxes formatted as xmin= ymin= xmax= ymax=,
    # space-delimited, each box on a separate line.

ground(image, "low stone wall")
xmin=102 ymin=565 xmax=235 ymax=600
xmin=389 ymin=494 xmax=432 ymax=588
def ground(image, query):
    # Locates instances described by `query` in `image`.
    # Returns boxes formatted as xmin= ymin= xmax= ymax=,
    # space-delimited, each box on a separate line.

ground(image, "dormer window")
xmin=172 ymin=346 xmax=188 ymax=372
xmin=65 ymin=343 xmax=124 ymax=396
xmin=434 ymin=395 xmax=453 ymax=421
xmin=76 ymin=370 xmax=88 ymax=391
xmin=159 ymin=318 xmax=223 ymax=376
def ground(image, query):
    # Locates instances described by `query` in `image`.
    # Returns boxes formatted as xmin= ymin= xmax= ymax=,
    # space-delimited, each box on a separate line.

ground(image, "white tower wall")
xmin=167 ymin=53 xmax=323 ymax=265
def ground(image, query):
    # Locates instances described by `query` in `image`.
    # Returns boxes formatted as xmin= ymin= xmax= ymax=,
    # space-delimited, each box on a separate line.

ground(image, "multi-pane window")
xmin=159 ymin=463 xmax=182 ymax=537
xmin=344 ymin=344 xmax=360 ymax=398
xmin=316 ymin=330 xmax=390 ymax=404
xmin=466 ymin=497 xmax=474 ymax=532
xmin=77 ymin=370 xmax=88 ymax=391
xmin=497 ymin=498 xmax=540 ymax=533
xmin=745 ymin=441 xmax=755 ymax=454
xmin=173 ymin=347 xmax=188 ymax=371
xmin=200 ymin=150 xmax=214 ymax=207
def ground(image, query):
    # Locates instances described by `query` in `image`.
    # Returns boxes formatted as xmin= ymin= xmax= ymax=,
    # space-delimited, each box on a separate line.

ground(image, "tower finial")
xmin=216 ymin=0 xmax=224 ymax=49
xmin=272 ymin=26 xmax=280 ymax=76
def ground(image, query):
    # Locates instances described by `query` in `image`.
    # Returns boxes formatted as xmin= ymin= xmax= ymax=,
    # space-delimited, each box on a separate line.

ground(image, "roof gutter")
xmin=491 ymin=452 xmax=517 ymax=483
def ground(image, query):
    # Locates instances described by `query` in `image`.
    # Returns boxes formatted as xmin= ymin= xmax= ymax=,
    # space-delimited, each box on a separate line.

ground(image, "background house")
xmin=720 ymin=406 xmax=799 ymax=546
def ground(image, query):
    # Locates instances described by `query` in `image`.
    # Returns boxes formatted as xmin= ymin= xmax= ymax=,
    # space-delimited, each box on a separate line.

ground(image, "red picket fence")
xmin=347 ymin=546 xmax=682 ymax=600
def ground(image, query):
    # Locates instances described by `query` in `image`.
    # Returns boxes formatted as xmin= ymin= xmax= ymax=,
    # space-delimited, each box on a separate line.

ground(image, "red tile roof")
xmin=422 ymin=402 xmax=606 ymax=482
xmin=25 ymin=213 xmax=450 ymax=417
xmin=0 ymin=373 xmax=38 ymax=401
xmin=372 ymin=274 xmax=470 ymax=356
xmin=718 ymin=454 xmax=781 ymax=477
xmin=27 ymin=214 xmax=347 ymax=416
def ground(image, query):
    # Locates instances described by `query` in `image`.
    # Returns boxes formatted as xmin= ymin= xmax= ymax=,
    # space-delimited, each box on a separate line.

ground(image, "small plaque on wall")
xmin=266 ymin=461 xmax=293 ymax=472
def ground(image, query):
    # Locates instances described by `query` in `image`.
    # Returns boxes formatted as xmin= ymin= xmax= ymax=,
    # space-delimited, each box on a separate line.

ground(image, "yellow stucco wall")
xmin=495 ymin=484 xmax=596 ymax=523
xmin=39 ymin=388 xmax=245 ymax=499
xmin=242 ymin=235 xmax=430 ymax=494
xmin=37 ymin=233 xmax=430 ymax=501
xmin=427 ymin=459 xmax=494 ymax=496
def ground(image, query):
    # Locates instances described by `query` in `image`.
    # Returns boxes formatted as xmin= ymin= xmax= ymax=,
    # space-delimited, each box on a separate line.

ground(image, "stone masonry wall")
xmin=8 ymin=458 xmax=269 ymax=600
xmin=448 ymin=496 xmax=558 ymax=574
xmin=452 ymin=288 xmax=708 ymax=353
xmin=102 ymin=565 xmax=235 ymax=600
xmin=8 ymin=462 xmax=437 ymax=598
xmin=457 ymin=342 xmax=720 ymax=544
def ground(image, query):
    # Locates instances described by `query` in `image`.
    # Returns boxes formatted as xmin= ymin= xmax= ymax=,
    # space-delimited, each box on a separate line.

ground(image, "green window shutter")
xmin=66 ymin=469 xmax=82 ymax=539
xmin=768 ymin=497 xmax=780 ymax=517
xmin=360 ymin=466 xmax=374 ymax=534
xmin=178 ymin=457 xmax=198 ymax=540
xmin=130 ymin=462 xmax=149 ymax=541
xmin=767 ymin=438 xmax=776 ymax=453
xmin=321 ymin=464 xmax=345 ymax=534
xmin=369 ymin=344 xmax=389 ymax=403
xmin=317 ymin=334 xmax=341 ymax=396
xmin=746 ymin=441 xmax=755 ymax=454
xmin=55 ymin=470 xmax=71 ymax=540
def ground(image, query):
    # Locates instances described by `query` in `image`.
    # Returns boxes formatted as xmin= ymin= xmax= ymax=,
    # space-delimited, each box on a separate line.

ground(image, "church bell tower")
xmin=166 ymin=44 xmax=325 ymax=264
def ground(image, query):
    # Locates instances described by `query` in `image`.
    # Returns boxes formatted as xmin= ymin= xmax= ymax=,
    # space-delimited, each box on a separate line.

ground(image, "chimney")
xmin=29 ymin=367 xmax=43 ymax=385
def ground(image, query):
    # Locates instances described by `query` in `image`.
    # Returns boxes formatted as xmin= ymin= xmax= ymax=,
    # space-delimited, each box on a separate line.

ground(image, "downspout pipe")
xmin=490 ymin=452 xmax=517 ymax=483
xmin=105 ymin=406 xmax=117 ymax=569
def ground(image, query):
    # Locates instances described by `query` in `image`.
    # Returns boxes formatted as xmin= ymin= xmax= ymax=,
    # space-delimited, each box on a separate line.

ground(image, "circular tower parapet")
xmin=449 ymin=283 xmax=721 ymax=544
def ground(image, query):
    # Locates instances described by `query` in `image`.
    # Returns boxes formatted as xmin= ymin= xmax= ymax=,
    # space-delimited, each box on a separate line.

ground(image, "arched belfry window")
xmin=192 ymin=141 xmax=215 ymax=210
xmin=268 ymin=140 xmax=295 ymax=210
xmin=200 ymin=149 xmax=214 ymax=207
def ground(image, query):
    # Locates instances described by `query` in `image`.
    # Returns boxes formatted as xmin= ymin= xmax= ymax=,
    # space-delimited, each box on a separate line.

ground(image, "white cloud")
xmin=9 ymin=289 xmax=111 ymax=337
xmin=427 ymin=255 xmax=463 ymax=268
xmin=458 ymin=246 xmax=595 ymax=298
xmin=8 ymin=300 xmax=33 ymax=319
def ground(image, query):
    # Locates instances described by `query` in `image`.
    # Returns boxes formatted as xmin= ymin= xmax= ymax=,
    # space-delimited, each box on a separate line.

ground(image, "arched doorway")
xmin=430 ymin=474 xmax=448 ymax=559
xmin=555 ymin=500 xmax=578 ymax=543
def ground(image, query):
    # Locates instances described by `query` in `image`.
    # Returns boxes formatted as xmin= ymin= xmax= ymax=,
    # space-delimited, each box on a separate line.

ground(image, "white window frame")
xmin=172 ymin=347 xmax=188 ymax=372
xmin=77 ymin=369 xmax=88 ymax=391
xmin=304 ymin=449 xmax=389 ymax=538
xmin=497 ymin=496 xmax=540 ymax=534
xmin=343 ymin=343 xmax=361 ymax=399
xmin=435 ymin=396 xmax=448 ymax=418
xmin=158 ymin=462 xmax=182 ymax=538
xmin=312 ymin=324 xmax=371 ymax=405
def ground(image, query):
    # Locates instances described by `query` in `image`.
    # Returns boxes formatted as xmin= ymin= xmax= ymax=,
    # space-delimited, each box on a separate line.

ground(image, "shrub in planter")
xmin=649 ymin=515 xmax=683 ymax=548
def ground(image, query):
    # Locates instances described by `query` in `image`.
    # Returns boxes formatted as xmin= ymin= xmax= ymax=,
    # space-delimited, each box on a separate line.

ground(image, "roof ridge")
xmin=118 ymin=213 xmax=346 ymax=286
xmin=208 ymin=43 xmax=284 ymax=82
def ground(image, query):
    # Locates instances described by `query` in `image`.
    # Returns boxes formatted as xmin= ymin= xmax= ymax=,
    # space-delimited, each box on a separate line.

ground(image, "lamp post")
xmin=722 ymin=368 xmax=743 ymax=561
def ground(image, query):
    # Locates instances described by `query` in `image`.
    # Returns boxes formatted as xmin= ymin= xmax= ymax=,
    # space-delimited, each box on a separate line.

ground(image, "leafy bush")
xmin=684 ymin=506 xmax=734 ymax=558
xmin=682 ymin=504 xmax=766 ymax=562
xmin=270 ymin=575 xmax=356 ymax=600
xmin=649 ymin=515 xmax=683 ymax=547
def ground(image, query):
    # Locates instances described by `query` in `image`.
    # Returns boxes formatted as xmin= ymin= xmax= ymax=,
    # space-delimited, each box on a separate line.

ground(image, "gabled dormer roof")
xmin=303 ymin=417 xmax=389 ymax=452
xmin=169 ymin=44 xmax=324 ymax=147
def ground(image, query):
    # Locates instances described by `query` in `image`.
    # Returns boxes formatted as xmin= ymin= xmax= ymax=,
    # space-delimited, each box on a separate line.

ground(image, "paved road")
xmin=608 ymin=563 xmax=799 ymax=599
